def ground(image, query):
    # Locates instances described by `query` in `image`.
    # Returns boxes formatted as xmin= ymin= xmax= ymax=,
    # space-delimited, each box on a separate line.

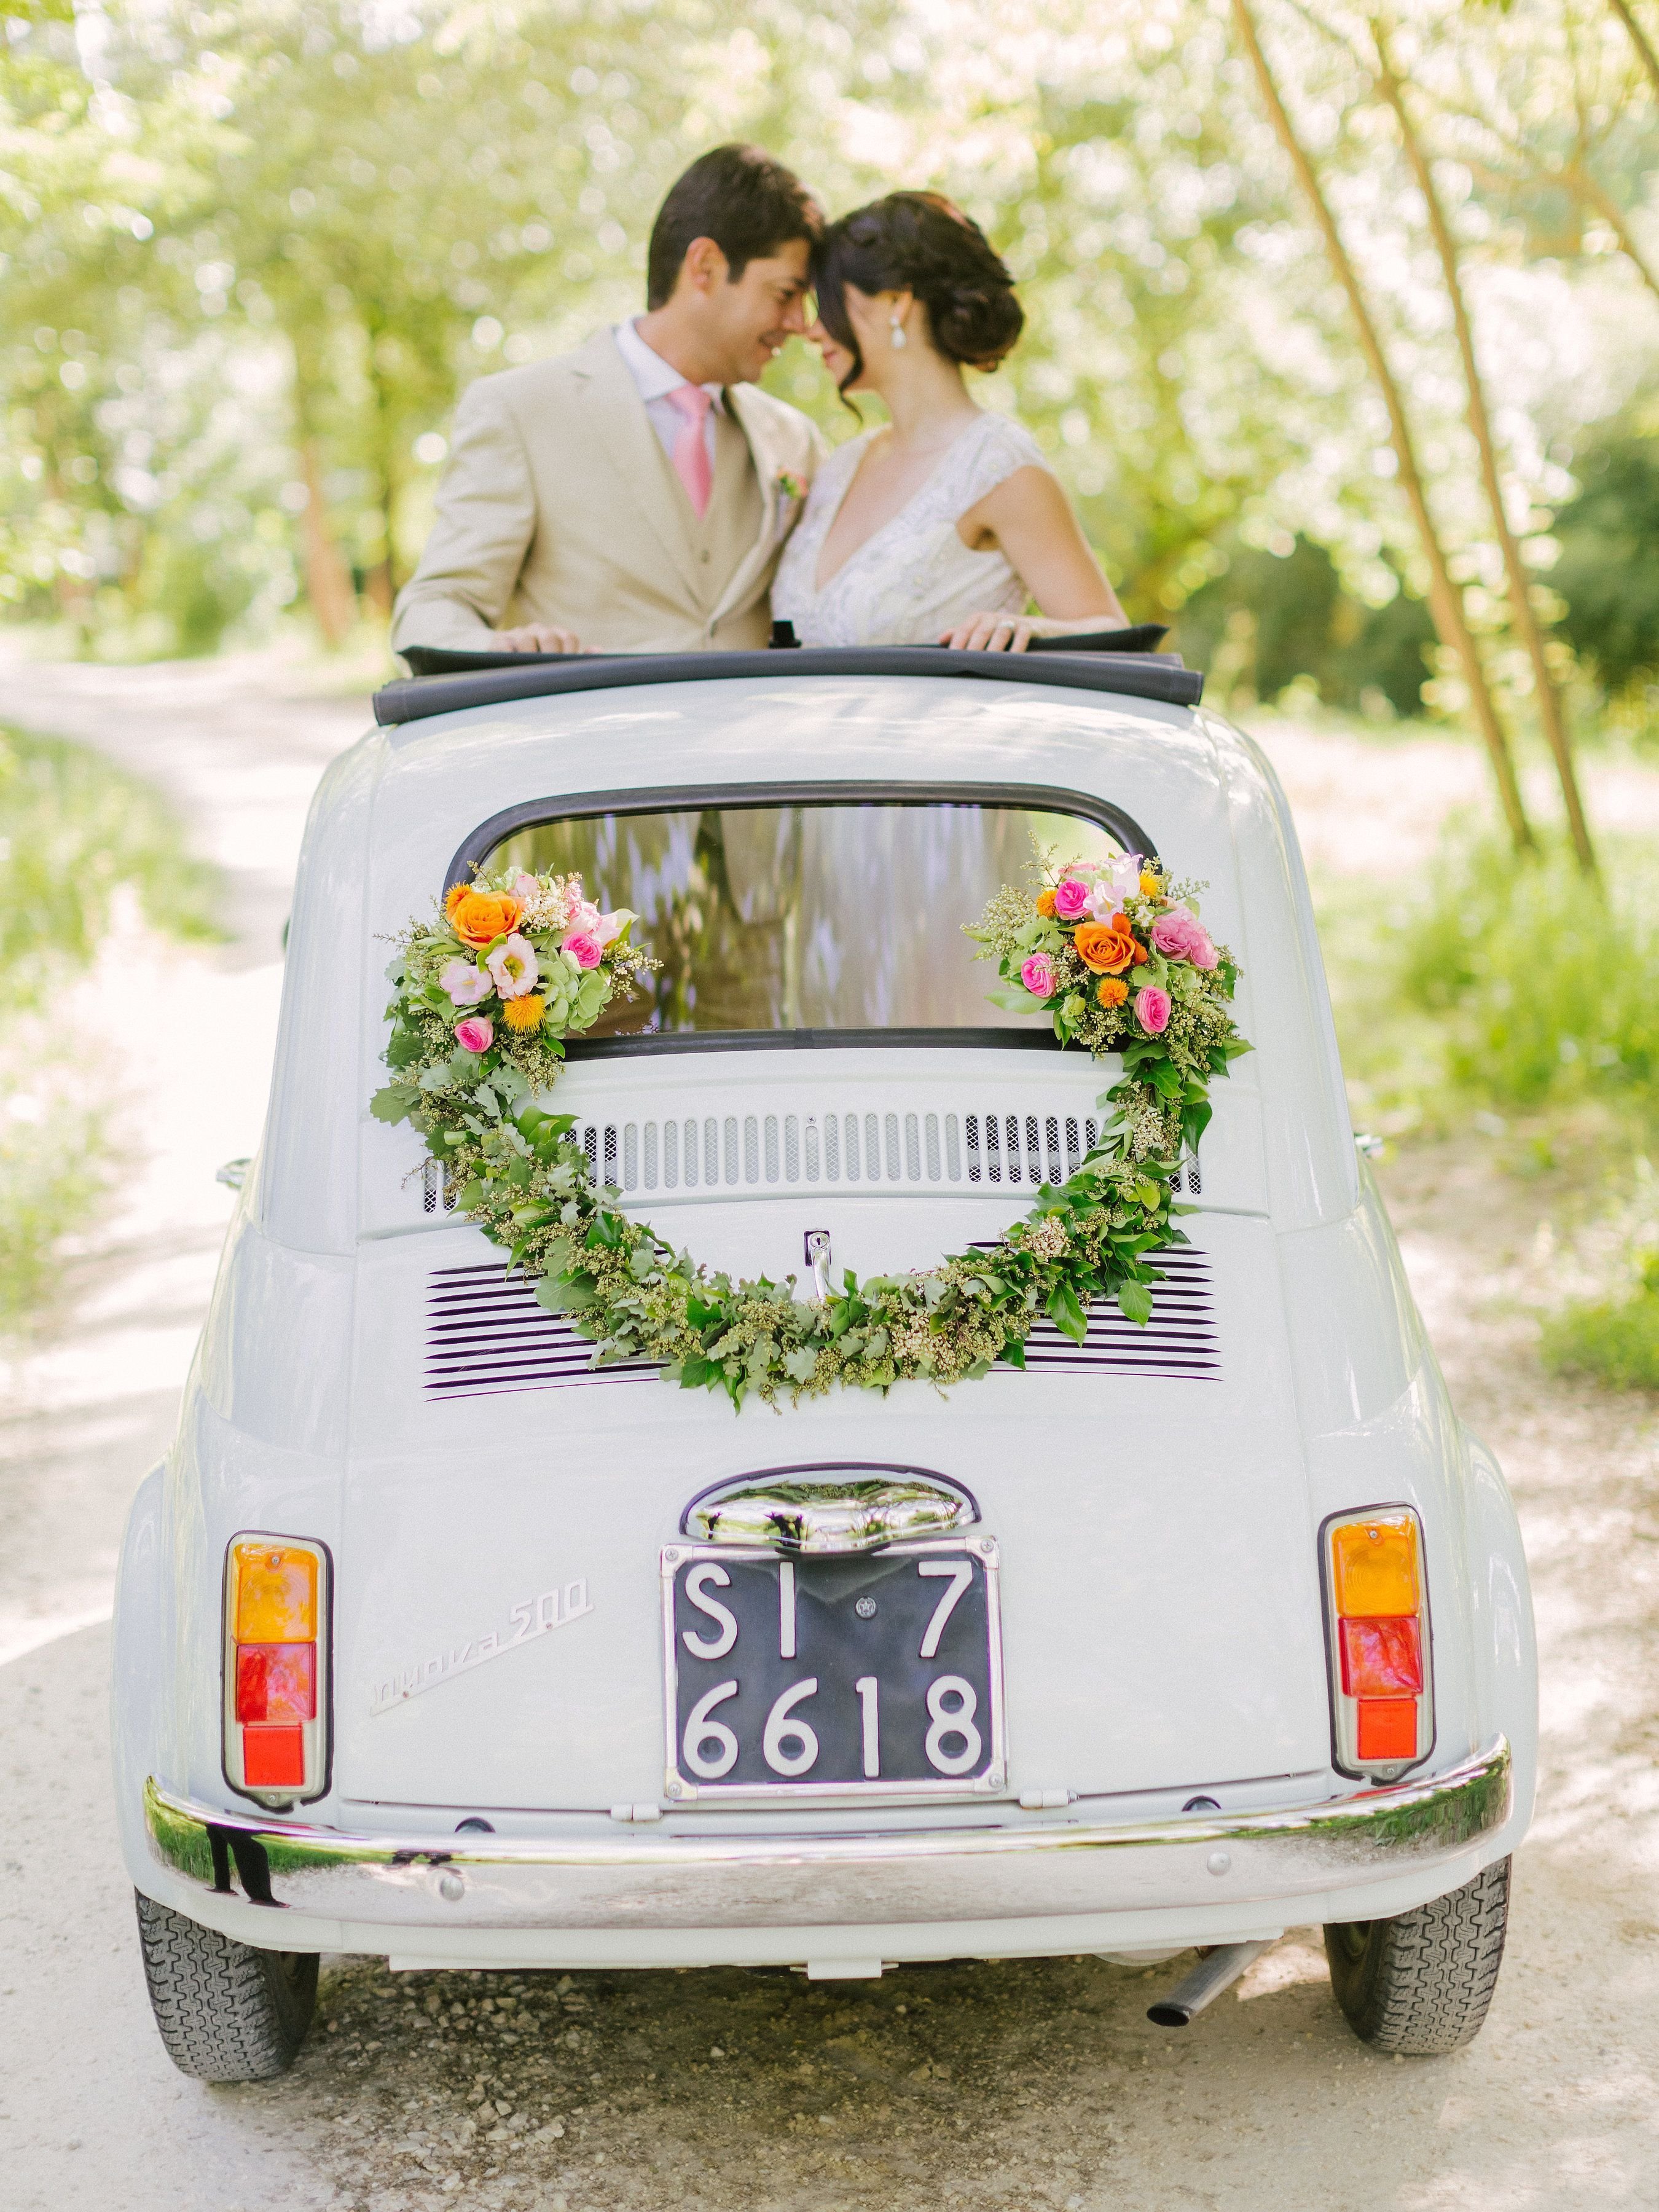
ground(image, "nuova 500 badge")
xmin=369 ymin=1577 xmax=594 ymax=1716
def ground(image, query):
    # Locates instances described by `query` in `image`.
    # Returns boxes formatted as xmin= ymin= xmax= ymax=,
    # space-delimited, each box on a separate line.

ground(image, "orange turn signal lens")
xmin=1330 ymin=1514 xmax=1419 ymax=1617
xmin=233 ymin=1542 xmax=318 ymax=1642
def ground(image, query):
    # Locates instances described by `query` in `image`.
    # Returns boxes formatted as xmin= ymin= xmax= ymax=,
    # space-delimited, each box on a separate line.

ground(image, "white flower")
xmin=439 ymin=957 xmax=491 ymax=1006
xmin=486 ymin=933 xmax=539 ymax=998
xmin=1085 ymin=852 xmax=1143 ymax=919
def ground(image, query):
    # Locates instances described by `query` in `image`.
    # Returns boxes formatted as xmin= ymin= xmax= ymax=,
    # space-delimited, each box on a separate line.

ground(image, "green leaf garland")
xmin=371 ymin=847 xmax=1252 ymax=1410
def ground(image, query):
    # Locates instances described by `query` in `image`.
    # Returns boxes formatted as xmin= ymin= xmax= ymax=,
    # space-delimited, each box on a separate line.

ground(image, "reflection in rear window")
xmin=481 ymin=802 xmax=1125 ymax=1037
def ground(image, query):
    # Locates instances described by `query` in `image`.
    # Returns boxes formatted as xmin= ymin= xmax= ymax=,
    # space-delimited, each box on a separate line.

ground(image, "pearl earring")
xmin=888 ymin=313 xmax=907 ymax=350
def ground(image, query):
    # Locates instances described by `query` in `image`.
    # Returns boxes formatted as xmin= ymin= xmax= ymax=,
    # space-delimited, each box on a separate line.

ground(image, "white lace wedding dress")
xmin=772 ymin=409 xmax=1048 ymax=647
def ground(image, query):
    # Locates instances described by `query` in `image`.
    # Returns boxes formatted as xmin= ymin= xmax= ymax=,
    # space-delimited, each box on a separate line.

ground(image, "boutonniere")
xmin=774 ymin=469 xmax=807 ymax=503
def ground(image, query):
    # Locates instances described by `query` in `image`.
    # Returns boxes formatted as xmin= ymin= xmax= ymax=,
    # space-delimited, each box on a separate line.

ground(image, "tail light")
xmin=224 ymin=1534 xmax=330 ymax=1805
xmin=1322 ymin=1507 xmax=1432 ymax=1780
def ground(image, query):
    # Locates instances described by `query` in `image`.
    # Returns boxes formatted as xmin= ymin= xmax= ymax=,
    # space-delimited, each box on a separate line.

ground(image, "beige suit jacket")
xmin=391 ymin=329 xmax=827 ymax=657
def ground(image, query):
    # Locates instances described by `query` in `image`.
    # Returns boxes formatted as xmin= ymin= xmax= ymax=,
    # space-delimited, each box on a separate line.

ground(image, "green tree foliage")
xmin=1551 ymin=433 xmax=1659 ymax=697
xmin=1 ymin=0 xmax=1657 ymax=710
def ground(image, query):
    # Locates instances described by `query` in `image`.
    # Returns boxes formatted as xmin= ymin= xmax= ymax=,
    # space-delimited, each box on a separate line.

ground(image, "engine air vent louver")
xmin=422 ymin=1244 xmax=1218 ymax=1401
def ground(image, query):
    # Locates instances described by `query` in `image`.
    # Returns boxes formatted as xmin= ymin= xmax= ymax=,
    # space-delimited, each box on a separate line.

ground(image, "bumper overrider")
xmin=144 ymin=1737 xmax=1511 ymax=1932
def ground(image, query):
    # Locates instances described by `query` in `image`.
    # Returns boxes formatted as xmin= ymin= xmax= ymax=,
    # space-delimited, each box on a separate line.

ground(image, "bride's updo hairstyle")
xmin=813 ymin=191 xmax=1024 ymax=390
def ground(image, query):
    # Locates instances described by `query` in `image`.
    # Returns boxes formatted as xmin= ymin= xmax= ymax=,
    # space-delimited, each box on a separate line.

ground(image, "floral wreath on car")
xmin=370 ymin=850 xmax=1251 ymax=1410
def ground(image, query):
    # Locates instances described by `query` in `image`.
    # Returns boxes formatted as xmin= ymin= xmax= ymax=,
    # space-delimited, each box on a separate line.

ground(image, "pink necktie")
xmin=665 ymin=383 xmax=713 ymax=518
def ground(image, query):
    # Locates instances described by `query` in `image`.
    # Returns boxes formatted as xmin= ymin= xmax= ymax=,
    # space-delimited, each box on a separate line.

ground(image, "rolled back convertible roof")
xmin=372 ymin=644 xmax=1206 ymax=728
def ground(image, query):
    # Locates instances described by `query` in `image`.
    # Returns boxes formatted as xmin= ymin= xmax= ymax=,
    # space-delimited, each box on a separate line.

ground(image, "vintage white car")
xmin=113 ymin=645 xmax=1535 ymax=2081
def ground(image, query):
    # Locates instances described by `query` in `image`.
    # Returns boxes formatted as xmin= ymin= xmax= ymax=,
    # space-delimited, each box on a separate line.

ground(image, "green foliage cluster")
xmin=0 ymin=724 xmax=220 ymax=1324
xmin=1551 ymin=433 xmax=1659 ymax=703
xmin=1398 ymin=834 xmax=1659 ymax=1111
xmin=1541 ymin=1265 xmax=1659 ymax=1394
xmin=1176 ymin=536 xmax=1438 ymax=716
xmin=0 ymin=728 xmax=220 ymax=1004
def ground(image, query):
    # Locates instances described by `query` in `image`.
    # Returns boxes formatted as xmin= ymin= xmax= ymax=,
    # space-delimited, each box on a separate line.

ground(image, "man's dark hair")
xmin=646 ymin=144 xmax=822 ymax=308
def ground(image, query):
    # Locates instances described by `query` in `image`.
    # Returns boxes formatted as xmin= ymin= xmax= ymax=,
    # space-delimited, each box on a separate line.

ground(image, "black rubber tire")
xmin=135 ymin=1891 xmax=318 ymax=2081
xmin=1324 ymin=1855 xmax=1510 ymax=2055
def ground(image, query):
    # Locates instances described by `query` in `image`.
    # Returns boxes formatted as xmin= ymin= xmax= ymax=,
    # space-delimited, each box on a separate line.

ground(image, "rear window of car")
xmin=468 ymin=791 xmax=1144 ymax=1046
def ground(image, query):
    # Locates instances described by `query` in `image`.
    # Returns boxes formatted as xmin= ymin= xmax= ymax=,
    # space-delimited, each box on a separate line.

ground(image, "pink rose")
xmin=565 ymin=897 xmax=603 ymax=938
xmin=454 ymin=1014 xmax=493 ymax=1053
xmin=439 ymin=955 xmax=491 ymax=1007
xmin=1134 ymin=985 xmax=1171 ymax=1035
xmin=1053 ymin=878 xmax=1090 ymax=920
xmin=1150 ymin=905 xmax=1218 ymax=970
xmin=563 ymin=931 xmax=603 ymax=970
xmin=1020 ymin=952 xmax=1057 ymax=998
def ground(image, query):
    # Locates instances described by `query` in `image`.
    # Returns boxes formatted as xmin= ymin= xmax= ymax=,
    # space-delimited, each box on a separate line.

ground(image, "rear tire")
xmin=1324 ymin=1856 xmax=1510 ymax=2055
xmin=135 ymin=1891 xmax=318 ymax=2080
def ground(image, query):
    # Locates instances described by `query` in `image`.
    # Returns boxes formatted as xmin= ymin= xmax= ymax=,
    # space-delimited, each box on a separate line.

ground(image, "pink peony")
xmin=1150 ymin=904 xmax=1218 ymax=970
xmin=454 ymin=1014 xmax=493 ymax=1053
xmin=439 ymin=955 xmax=491 ymax=1007
xmin=563 ymin=931 xmax=603 ymax=970
xmin=1053 ymin=878 xmax=1091 ymax=920
xmin=1020 ymin=952 xmax=1057 ymax=998
xmin=1134 ymin=985 xmax=1171 ymax=1035
xmin=486 ymin=932 xmax=539 ymax=998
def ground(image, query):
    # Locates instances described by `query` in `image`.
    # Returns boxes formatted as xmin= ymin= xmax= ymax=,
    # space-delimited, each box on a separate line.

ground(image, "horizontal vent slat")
xmin=420 ymin=1245 xmax=1219 ymax=1400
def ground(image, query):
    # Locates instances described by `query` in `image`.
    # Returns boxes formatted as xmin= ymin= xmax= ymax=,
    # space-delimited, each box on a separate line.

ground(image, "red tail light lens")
xmin=224 ymin=1534 xmax=329 ymax=1804
xmin=235 ymin=1642 xmax=318 ymax=1724
xmin=1338 ymin=1617 xmax=1423 ymax=1698
xmin=242 ymin=1725 xmax=307 ymax=1787
xmin=1323 ymin=1508 xmax=1431 ymax=1779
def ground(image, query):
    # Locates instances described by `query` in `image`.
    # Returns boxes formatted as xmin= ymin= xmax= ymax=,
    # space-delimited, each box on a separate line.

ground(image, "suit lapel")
xmin=713 ymin=384 xmax=784 ymax=622
xmin=568 ymin=330 xmax=702 ymax=601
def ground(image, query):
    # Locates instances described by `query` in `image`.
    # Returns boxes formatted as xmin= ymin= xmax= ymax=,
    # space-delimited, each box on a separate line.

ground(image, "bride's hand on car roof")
xmin=938 ymin=611 xmax=1117 ymax=652
xmin=493 ymin=622 xmax=586 ymax=654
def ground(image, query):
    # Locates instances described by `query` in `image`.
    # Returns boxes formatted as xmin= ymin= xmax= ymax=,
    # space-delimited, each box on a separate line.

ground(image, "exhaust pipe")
xmin=1146 ymin=1939 xmax=1273 ymax=2028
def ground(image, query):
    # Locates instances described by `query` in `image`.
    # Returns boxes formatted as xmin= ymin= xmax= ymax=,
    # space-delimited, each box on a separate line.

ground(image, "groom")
xmin=390 ymin=144 xmax=827 ymax=659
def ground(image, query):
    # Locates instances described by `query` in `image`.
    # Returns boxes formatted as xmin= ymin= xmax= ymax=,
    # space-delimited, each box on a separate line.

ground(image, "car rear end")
xmin=112 ymin=656 xmax=1534 ymax=2071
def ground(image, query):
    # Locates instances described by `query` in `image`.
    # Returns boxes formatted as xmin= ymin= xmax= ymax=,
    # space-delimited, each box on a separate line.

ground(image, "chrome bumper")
xmin=144 ymin=1737 xmax=1510 ymax=1932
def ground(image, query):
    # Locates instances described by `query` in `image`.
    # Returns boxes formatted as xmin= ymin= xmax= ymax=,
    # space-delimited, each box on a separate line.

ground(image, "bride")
xmin=773 ymin=191 xmax=1128 ymax=651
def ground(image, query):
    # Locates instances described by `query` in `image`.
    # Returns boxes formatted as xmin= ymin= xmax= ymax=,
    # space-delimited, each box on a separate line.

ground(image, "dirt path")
xmin=1 ymin=670 xmax=1655 ymax=2210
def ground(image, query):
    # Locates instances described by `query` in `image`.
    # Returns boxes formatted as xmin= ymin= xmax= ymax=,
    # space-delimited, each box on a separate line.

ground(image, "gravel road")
xmin=1 ymin=656 xmax=1655 ymax=2210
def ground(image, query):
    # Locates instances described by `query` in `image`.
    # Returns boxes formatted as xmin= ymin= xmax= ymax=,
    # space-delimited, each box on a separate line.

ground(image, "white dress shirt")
xmin=613 ymin=317 xmax=724 ymax=473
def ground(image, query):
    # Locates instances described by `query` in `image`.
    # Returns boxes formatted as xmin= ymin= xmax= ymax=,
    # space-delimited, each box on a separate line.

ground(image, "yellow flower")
xmin=1139 ymin=869 xmax=1161 ymax=896
xmin=502 ymin=993 xmax=545 ymax=1032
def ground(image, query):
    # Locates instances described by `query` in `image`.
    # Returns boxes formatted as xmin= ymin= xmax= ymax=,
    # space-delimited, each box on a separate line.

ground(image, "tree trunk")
xmin=298 ymin=438 xmax=358 ymax=649
xmin=1230 ymin=0 xmax=1535 ymax=851
xmin=1376 ymin=32 xmax=1597 ymax=874
xmin=1607 ymin=0 xmax=1659 ymax=100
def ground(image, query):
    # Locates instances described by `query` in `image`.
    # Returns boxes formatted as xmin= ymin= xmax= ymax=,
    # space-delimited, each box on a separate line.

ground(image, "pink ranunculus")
xmin=439 ymin=955 xmax=491 ymax=1007
xmin=565 ymin=896 xmax=603 ymax=939
xmin=486 ymin=932 xmax=539 ymax=998
xmin=1151 ymin=904 xmax=1218 ymax=970
xmin=454 ymin=1014 xmax=494 ymax=1054
xmin=1020 ymin=952 xmax=1058 ymax=999
xmin=511 ymin=870 xmax=541 ymax=906
xmin=1134 ymin=984 xmax=1172 ymax=1035
xmin=563 ymin=931 xmax=603 ymax=970
xmin=1053 ymin=878 xmax=1091 ymax=921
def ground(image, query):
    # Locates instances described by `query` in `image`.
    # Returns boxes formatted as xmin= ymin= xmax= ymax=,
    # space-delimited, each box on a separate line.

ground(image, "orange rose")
xmin=1096 ymin=976 xmax=1128 ymax=1008
xmin=445 ymin=886 xmax=524 ymax=948
xmin=1035 ymin=887 xmax=1057 ymax=917
xmin=1073 ymin=917 xmax=1142 ymax=975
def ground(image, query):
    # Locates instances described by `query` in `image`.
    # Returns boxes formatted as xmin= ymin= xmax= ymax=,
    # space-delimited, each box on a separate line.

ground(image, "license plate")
xmin=661 ymin=1537 xmax=1005 ymax=1802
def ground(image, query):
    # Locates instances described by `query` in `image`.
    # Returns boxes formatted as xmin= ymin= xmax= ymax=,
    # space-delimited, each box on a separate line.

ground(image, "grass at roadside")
xmin=1312 ymin=824 xmax=1659 ymax=1392
xmin=0 ymin=724 xmax=220 ymax=1327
